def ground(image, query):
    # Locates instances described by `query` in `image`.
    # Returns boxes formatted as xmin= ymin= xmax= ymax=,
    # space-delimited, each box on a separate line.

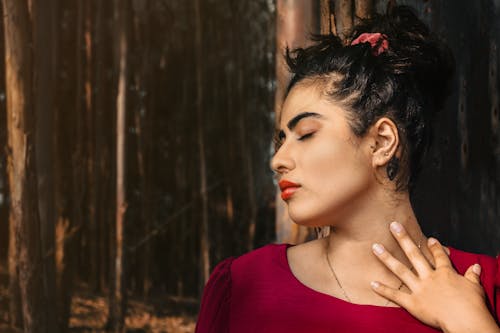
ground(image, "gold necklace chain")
xmin=324 ymin=238 xmax=422 ymax=306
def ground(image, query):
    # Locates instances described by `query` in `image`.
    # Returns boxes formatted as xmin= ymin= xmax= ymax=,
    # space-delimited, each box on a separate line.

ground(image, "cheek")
xmin=306 ymin=139 xmax=370 ymax=190
xmin=289 ymin=139 xmax=372 ymax=224
xmin=304 ymin=138 xmax=369 ymax=176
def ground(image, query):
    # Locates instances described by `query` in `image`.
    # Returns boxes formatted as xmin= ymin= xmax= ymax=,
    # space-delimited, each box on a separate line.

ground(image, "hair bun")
xmin=351 ymin=5 xmax=455 ymax=115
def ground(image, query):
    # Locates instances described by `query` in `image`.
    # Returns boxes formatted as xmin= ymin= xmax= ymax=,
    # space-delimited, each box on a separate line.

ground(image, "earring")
xmin=386 ymin=156 xmax=399 ymax=181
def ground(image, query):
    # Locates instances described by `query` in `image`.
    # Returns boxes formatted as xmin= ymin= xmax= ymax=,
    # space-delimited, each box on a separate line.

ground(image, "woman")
xmin=195 ymin=6 xmax=500 ymax=333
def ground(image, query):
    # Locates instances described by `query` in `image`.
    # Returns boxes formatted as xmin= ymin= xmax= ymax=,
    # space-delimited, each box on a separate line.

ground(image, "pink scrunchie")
xmin=351 ymin=32 xmax=389 ymax=56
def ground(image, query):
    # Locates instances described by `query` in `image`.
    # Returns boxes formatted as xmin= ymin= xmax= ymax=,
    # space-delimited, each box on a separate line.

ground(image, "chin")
xmin=288 ymin=204 xmax=336 ymax=228
xmin=288 ymin=197 xmax=346 ymax=228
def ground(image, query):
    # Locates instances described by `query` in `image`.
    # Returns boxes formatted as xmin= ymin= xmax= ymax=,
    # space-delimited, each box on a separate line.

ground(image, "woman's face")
xmin=271 ymin=83 xmax=376 ymax=227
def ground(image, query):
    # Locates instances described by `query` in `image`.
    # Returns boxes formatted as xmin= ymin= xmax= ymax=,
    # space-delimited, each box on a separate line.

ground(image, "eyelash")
xmin=298 ymin=132 xmax=314 ymax=141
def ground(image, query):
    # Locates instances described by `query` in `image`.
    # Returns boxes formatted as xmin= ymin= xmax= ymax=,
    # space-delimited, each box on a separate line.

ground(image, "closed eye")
xmin=298 ymin=132 xmax=314 ymax=141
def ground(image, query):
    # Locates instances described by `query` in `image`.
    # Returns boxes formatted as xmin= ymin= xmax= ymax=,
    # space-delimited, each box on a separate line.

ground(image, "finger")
xmin=370 ymin=280 xmax=412 ymax=308
xmin=389 ymin=222 xmax=431 ymax=276
xmin=372 ymin=243 xmax=419 ymax=289
xmin=464 ymin=264 xmax=481 ymax=284
xmin=427 ymin=238 xmax=452 ymax=268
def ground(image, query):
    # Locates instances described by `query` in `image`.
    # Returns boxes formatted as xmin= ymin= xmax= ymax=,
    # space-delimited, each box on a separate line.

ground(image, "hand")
xmin=370 ymin=222 xmax=500 ymax=333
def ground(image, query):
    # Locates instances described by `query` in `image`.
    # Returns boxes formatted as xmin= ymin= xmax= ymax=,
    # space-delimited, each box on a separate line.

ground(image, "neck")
xmin=322 ymin=189 xmax=431 ymax=274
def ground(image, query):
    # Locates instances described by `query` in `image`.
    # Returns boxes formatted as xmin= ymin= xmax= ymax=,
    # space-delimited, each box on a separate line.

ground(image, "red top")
xmin=195 ymin=243 xmax=500 ymax=333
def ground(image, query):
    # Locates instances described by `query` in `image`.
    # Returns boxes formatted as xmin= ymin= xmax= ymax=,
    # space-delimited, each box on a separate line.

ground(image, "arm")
xmin=195 ymin=257 xmax=234 ymax=333
xmin=371 ymin=222 xmax=500 ymax=333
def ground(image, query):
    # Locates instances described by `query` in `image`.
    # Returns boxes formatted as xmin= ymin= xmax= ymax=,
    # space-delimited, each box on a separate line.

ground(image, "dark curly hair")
xmin=284 ymin=5 xmax=454 ymax=192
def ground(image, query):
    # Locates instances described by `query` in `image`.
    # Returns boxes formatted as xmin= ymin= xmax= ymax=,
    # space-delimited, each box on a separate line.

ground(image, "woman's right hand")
xmin=371 ymin=222 xmax=500 ymax=333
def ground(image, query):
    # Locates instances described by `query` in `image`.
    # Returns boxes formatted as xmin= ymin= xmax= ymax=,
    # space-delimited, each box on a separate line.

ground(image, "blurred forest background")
xmin=0 ymin=0 xmax=499 ymax=332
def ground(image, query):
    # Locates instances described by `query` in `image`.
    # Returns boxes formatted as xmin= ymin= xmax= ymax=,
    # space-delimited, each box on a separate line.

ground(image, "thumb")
xmin=464 ymin=264 xmax=481 ymax=284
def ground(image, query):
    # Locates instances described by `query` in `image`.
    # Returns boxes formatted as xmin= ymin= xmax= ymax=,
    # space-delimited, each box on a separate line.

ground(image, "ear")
xmin=367 ymin=117 xmax=399 ymax=168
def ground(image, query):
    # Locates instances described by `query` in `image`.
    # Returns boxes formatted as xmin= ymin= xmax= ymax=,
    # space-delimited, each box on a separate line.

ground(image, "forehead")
xmin=279 ymin=83 xmax=338 ymax=128
xmin=281 ymin=84 xmax=320 ymax=117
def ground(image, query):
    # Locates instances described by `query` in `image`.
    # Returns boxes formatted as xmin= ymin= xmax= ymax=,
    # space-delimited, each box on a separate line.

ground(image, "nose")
xmin=270 ymin=143 xmax=295 ymax=175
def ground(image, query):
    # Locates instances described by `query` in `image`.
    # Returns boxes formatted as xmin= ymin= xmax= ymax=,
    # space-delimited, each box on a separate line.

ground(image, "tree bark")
xmin=33 ymin=0 xmax=58 ymax=331
xmin=320 ymin=0 xmax=335 ymax=35
xmin=93 ymin=0 xmax=111 ymax=294
xmin=354 ymin=0 xmax=373 ymax=24
xmin=232 ymin=21 xmax=258 ymax=251
xmin=131 ymin=0 xmax=153 ymax=298
xmin=109 ymin=0 xmax=128 ymax=330
xmin=83 ymin=0 xmax=98 ymax=293
xmin=2 ymin=0 xmax=48 ymax=331
xmin=58 ymin=0 xmax=86 ymax=330
xmin=334 ymin=0 xmax=353 ymax=41
xmin=53 ymin=2 xmax=77 ymax=331
xmin=194 ymin=0 xmax=210 ymax=288
xmin=8 ymin=214 xmax=22 ymax=328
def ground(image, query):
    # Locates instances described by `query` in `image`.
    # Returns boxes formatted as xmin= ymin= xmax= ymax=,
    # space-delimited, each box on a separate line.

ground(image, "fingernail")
xmin=390 ymin=221 xmax=403 ymax=234
xmin=427 ymin=238 xmax=438 ymax=246
xmin=370 ymin=281 xmax=380 ymax=289
xmin=372 ymin=243 xmax=385 ymax=255
xmin=473 ymin=264 xmax=481 ymax=275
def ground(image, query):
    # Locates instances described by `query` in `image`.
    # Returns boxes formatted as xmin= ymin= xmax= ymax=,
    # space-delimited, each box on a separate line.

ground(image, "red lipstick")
xmin=278 ymin=180 xmax=301 ymax=201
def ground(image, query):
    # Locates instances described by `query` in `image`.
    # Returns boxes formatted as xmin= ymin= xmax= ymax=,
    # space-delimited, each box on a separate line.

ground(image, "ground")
xmin=0 ymin=267 xmax=197 ymax=333
xmin=69 ymin=291 xmax=196 ymax=333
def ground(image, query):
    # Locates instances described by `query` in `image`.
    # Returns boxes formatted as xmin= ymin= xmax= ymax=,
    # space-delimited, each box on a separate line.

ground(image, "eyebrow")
xmin=278 ymin=112 xmax=323 ymax=140
xmin=287 ymin=112 xmax=323 ymax=130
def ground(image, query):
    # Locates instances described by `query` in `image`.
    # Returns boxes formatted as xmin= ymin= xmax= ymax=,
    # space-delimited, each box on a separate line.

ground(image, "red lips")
xmin=278 ymin=180 xmax=301 ymax=201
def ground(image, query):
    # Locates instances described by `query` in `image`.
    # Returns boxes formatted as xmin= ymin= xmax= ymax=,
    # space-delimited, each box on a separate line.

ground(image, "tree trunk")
xmin=109 ymin=0 xmax=128 ymax=330
xmin=57 ymin=0 xmax=85 ymax=331
xmin=53 ymin=2 xmax=77 ymax=331
xmin=131 ymin=0 xmax=153 ymax=298
xmin=354 ymin=0 xmax=373 ymax=24
xmin=233 ymin=28 xmax=257 ymax=251
xmin=334 ymin=0 xmax=353 ymax=41
xmin=8 ymin=214 xmax=22 ymax=328
xmin=2 ymin=0 xmax=48 ymax=331
xmin=194 ymin=0 xmax=210 ymax=288
xmin=33 ymin=0 xmax=58 ymax=331
xmin=83 ymin=0 xmax=98 ymax=293
xmin=93 ymin=0 xmax=111 ymax=294
xmin=320 ymin=0 xmax=335 ymax=35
